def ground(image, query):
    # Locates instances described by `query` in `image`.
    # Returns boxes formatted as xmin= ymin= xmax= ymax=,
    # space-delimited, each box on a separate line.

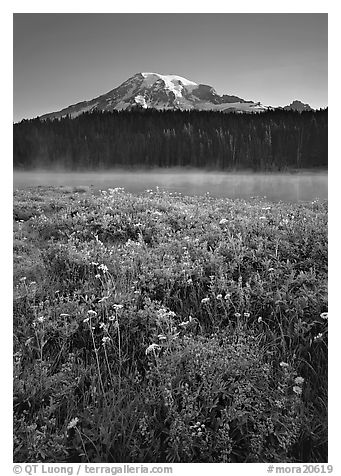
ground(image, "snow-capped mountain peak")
xmin=140 ymin=72 xmax=198 ymax=98
xmin=40 ymin=72 xmax=272 ymax=120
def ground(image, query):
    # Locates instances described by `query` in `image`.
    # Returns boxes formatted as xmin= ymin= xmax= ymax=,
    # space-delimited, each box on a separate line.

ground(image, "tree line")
xmin=13 ymin=108 xmax=328 ymax=171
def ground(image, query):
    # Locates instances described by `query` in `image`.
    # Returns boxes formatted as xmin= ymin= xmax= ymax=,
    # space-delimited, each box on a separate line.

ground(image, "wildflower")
xmin=145 ymin=343 xmax=161 ymax=355
xmin=294 ymin=376 xmax=305 ymax=385
xmin=314 ymin=333 xmax=323 ymax=341
xmin=244 ymin=312 xmax=250 ymax=318
xmin=108 ymin=315 xmax=116 ymax=321
xmin=234 ymin=312 xmax=241 ymax=318
xmin=67 ymin=417 xmax=79 ymax=430
xmin=113 ymin=304 xmax=123 ymax=310
xmin=280 ymin=362 xmax=289 ymax=368
xmin=201 ymin=297 xmax=210 ymax=304
xmin=91 ymin=262 xmax=99 ymax=266
xmin=83 ymin=317 xmax=90 ymax=323
xmin=224 ymin=293 xmax=231 ymax=300
xmin=219 ymin=218 xmax=228 ymax=225
xmin=87 ymin=310 xmax=97 ymax=316
xmin=320 ymin=312 xmax=328 ymax=320
xmin=95 ymin=274 xmax=101 ymax=279
xmin=216 ymin=294 xmax=223 ymax=300
xmin=25 ymin=337 xmax=34 ymax=346
xmin=268 ymin=268 xmax=275 ymax=272
xmin=187 ymin=278 xmax=193 ymax=285
xmin=293 ymin=386 xmax=302 ymax=395
xmin=98 ymin=264 xmax=108 ymax=273
xmin=19 ymin=277 xmax=27 ymax=282
xmin=36 ymin=316 xmax=45 ymax=323
xmin=102 ymin=336 xmax=111 ymax=345
xmin=258 ymin=316 xmax=263 ymax=323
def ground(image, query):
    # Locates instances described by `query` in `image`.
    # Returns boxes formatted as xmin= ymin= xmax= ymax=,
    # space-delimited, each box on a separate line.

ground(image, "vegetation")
xmin=14 ymin=109 xmax=327 ymax=170
xmin=13 ymin=186 xmax=328 ymax=463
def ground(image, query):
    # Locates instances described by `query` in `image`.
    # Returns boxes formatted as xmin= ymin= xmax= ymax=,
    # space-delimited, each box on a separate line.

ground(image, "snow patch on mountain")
xmin=134 ymin=95 xmax=148 ymax=108
xmin=141 ymin=72 xmax=198 ymax=98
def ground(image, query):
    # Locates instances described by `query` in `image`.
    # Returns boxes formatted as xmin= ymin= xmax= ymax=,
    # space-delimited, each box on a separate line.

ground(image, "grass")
xmin=13 ymin=186 xmax=328 ymax=463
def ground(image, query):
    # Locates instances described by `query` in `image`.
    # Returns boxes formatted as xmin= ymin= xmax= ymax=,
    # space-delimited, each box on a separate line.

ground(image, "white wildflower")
xmin=258 ymin=316 xmax=263 ymax=323
xmin=201 ymin=297 xmax=210 ymax=304
xmin=102 ymin=336 xmax=111 ymax=345
xmin=280 ymin=362 xmax=289 ymax=368
xmin=36 ymin=316 xmax=45 ymax=323
xmin=293 ymin=386 xmax=302 ymax=395
xmin=145 ymin=343 xmax=161 ymax=355
xmin=113 ymin=304 xmax=123 ymax=310
xmin=67 ymin=417 xmax=79 ymax=430
xmin=98 ymin=264 xmax=108 ymax=273
xmin=216 ymin=294 xmax=223 ymax=300
xmin=294 ymin=376 xmax=305 ymax=385
xmin=320 ymin=312 xmax=328 ymax=320
xmin=244 ymin=312 xmax=250 ymax=318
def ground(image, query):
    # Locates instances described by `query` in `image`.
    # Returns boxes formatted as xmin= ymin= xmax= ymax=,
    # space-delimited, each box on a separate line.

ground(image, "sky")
xmin=13 ymin=13 xmax=328 ymax=122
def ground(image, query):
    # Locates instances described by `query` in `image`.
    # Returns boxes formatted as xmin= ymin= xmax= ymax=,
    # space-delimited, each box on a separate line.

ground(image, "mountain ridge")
xmin=39 ymin=72 xmax=314 ymax=120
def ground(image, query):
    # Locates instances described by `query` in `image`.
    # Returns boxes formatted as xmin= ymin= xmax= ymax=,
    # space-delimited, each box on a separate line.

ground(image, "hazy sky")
xmin=13 ymin=13 xmax=328 ymax=122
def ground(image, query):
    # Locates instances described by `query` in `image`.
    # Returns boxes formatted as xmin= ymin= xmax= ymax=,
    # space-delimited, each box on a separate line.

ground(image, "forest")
xmin=13 ymin=109 xmax=328 ymax=171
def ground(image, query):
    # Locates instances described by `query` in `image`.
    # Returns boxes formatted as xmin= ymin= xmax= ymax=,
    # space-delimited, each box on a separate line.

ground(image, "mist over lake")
xmin=14 ymin=169 xmax=327 ymax=202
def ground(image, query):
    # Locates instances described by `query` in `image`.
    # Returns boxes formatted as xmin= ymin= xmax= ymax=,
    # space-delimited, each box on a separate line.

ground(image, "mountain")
xmin=282 ymin=100 xmax=313 ymax=112
xmin=40 ymin=72 xmax=270 ymax=120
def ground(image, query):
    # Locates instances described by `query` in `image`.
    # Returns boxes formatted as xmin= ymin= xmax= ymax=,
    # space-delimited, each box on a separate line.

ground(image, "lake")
xmin=13 ymin=170 xmax=328 ymax=202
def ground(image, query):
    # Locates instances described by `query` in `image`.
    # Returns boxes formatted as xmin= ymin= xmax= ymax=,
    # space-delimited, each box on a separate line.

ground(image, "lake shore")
xmin=13 ymin=169 xmax=328 ymax=202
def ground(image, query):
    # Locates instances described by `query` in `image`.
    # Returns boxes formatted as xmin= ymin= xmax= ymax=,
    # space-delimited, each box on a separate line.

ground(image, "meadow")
xmin=13 ymin=186 xmax=328 ymax=463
